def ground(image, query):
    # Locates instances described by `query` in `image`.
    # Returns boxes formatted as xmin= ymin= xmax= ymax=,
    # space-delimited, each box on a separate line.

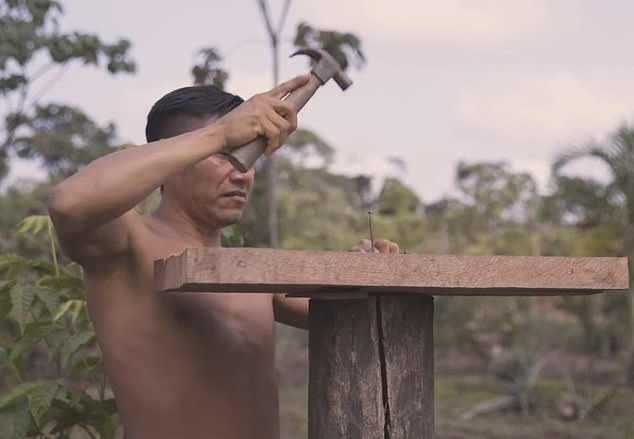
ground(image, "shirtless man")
xmin=48 ymin=75 xmax=399 ymax=439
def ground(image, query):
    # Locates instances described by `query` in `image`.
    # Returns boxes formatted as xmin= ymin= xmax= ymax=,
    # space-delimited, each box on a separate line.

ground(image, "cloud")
xmin=229 ymin=72 xmax=273 ymax=99
xmin=1 ymin=158 xmax=47 ymax=192
xmin=297 ymin=0 xmax=582 ymax=47
xmin=455 ymin=71 xmax=633 ymax=153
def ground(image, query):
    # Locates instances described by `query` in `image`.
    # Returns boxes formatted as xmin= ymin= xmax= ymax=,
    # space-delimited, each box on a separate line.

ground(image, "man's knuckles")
xmin=348 ymin=238 xmax=400 ymax=254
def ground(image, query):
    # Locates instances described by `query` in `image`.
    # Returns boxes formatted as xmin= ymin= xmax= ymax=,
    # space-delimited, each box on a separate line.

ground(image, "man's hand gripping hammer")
xmin=226 ymin=48 xmax=353 ymax=172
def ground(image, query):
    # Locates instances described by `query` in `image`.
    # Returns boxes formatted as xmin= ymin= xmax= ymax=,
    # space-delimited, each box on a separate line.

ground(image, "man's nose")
xmin=227 ymin=165 xmax=254 ymax=182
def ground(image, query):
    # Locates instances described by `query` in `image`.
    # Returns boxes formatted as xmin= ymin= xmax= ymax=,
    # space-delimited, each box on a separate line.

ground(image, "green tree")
xmin=191 ymin=47 xmax=229 ymax=89
xmin=284 ymin=127 xmax=335 ymax=169
xmin=1 ymin=0 xmax=135 ymax=180
xmin=456 ymin=161 xmax=539 ymax=232
xmin=377 ymin=177 xmax=422 ymax=216
xmin=424 ymin=161 xmax=541 ymax=256
xmin=541 ymin=175 xmax=620 ymax=228
xmin=553 ymin=122 xmax=634 ymax=382
xmin=0 ymin=181 xmax=54 ymax=258
xmin=12 ymin=104 xmax=127 ymax=180
xmin=240 ymin=145 xmax=368 ymax=249
xmin=253 ymin=0 xmax=367 ymax=247
xmin=293 ymin=22 xmax=366 ymax=72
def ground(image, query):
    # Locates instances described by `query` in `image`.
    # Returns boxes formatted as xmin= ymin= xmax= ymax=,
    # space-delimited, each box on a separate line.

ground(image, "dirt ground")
xmin=275 ymin=325 xmax=634 ymax=439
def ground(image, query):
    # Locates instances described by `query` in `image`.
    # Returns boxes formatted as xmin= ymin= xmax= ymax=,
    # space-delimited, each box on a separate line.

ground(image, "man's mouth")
xmin=221 ymin=190 xmax=248 ymax=200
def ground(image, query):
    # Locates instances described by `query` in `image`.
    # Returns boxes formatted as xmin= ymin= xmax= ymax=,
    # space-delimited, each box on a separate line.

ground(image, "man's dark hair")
xmin=145 ymin=85 xmax=244 ymax=142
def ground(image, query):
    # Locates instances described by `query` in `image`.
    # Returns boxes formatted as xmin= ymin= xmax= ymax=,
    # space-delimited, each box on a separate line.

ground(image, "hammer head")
xmin=291 ymin=48 xmax=353 ymax=90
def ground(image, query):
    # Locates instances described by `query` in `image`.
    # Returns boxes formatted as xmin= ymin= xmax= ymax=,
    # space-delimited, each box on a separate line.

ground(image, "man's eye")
xmin=211 ymin=153 xmax=231 ymax=163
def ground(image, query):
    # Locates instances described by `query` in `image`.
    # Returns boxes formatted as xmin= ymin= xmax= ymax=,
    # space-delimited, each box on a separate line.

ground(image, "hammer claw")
xmin=226 ymin=47 xmax=353 ymax=171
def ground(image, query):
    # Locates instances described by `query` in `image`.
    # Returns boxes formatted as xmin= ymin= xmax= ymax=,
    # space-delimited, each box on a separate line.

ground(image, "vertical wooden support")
xmin=308 ymin=295 xmax=434 ymax=439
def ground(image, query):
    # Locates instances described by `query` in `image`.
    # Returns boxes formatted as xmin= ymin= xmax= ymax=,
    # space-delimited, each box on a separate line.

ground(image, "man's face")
xmin=173 ymin=152 xmax=255 ymax=229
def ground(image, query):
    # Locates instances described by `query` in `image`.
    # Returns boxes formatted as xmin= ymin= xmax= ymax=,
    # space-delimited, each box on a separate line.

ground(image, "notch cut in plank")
xmin=154 ymin=248 xmax=629 ymax=297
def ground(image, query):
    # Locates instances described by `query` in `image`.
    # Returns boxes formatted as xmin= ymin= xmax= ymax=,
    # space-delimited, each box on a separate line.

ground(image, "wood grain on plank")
xmin=154 ymin=248 xmax=629 ymax=296
xmin=378 ymin=295 xmax=434 ymax=439
xmin=308 ymin=295 xmax=436 ymax=439
xmin=308 ymin=299 xmax=385 ymax=439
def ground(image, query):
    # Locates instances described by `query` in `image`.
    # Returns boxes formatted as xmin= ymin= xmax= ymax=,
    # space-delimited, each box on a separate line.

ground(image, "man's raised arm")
xmin=48 ymin=75 xmax=309 ymax=265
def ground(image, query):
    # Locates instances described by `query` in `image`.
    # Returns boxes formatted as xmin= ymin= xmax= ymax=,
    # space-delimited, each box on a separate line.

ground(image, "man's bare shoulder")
xmin=115 ymin=213 xmax=202 ymax=280
xmin=72 ymin=211 xmax=176 ymax=277
xmin=82 ymin=213 xmax=184 ymax=293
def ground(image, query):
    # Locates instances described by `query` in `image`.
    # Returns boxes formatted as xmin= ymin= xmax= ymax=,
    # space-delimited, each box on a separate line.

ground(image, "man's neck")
xmin=151 ymin=200 xmax=222 ymax=248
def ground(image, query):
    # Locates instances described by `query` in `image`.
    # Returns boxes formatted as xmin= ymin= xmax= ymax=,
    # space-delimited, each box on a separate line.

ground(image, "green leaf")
xmin=0 ymin=347 xmax=6 ymax=370
xmin=29 ymin=260 xmax=59 ymax=277
xmin=70 ymin=299 xmax=86 ymax=324
xmin=0 ymin=381 xmax=48 ymax=409
xmin=45 ymin=328 xmax=71 ymax=357
xmin=0 ymin=294 xmax=11 ymax=319
xmin=0 ymin=254 xmax=29 ymax=280
xmin=60 ymin=331 xmax=95 ymax=364
xmin=0 ymin=282 xmax=16 ymax=317
xmin=69 ymin=354 xmax=103 ymax=376
xmin=221 ymin=225 xmax=244 ymax=247
xmin=38 ymin=273 xmax=84 ymax=291
xmin=17 ymin=215 xmax=50 ymax=236
xmin=65 ymin=385 xmax=85 ymax=406
xmin=49 ymin=398 xmax=85 ymax=434
xmin=53 ymin=299 xmax=84 ymax=322
xmin=0 ymin=74 xmax=28 ymax=91
xmin=102 ymin=417 xmax=117 ymax=439
xmin=49 ymin=388 xmax=117 ymax=434
xmin=0 ymin=400 xmax=31 ymax=439
xmin=0 ymin=280 xmax=15 ymax=294
xmin=9 ymin=322 xmax=61 ymax=364
xmin=8 ymin=287 xmax=35 ymax=335
xmin=28 ymin=380 xmax=60 ymax=424
xmin=35 ymin=289 xmax=61 ymax=316
xmin=100 ymin=398 xmax=118 ymax=415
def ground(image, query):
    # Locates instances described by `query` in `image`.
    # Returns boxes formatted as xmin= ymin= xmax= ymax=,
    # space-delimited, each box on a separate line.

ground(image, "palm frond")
xmin=552 ymin=143 xmax=616 ymax=174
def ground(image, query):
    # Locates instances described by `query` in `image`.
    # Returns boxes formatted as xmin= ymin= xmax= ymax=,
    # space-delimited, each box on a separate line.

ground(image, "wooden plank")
xmin=154 ymin=248 xmax=629 ymax=296
xmin=378 ymin=295 xmax=434 ymax=439
xmin=308 ymin=299 xmax=385 ymax=439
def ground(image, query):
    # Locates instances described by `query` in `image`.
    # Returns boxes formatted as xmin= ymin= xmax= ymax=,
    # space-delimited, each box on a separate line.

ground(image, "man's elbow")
xmin=47 ymin=185 xmax=83 ymax=239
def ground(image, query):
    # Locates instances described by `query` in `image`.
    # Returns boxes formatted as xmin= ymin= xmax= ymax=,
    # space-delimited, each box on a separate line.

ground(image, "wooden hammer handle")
xmin=226 ymin=75 xmax=323 ymax=173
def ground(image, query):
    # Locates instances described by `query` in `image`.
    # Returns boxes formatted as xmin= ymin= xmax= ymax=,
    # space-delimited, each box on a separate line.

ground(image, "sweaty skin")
xmin=48 ymin=75 xmax=399 ymax=439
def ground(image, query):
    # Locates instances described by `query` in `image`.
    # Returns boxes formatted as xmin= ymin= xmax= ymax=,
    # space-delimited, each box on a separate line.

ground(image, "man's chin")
xmin=215 ymin=212 xmax=243 ymax=228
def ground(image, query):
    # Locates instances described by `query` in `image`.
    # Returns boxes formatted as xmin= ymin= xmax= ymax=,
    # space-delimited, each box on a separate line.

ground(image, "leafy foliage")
xmin=0 ymin=0 xmax=135 ymax=180
xmin=0 ymin=1 xmax=631 ymax=433
xmin=12 ymin=103 xmax=125 ymax=179
xmin=284 ymin=128 xmax=335 ymax=169
xmin=191 ymin=47 xmax=228 ymax=89
xmin=553 ymin=122 xmax=634 ymax=382
xmin=293 ymin=22 xmax=366 ymax=71
xmin=0 ymin=216 xmax=118 ymax=438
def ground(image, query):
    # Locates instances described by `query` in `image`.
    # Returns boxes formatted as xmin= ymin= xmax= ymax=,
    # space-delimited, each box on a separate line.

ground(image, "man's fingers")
xmin=349 ymin=239 xmax=400 ymax=254
xmin=259 ymin=118 xmax=282 ymax=155
xmin=271 ymin=100 xmax=298 ymax=129
xmin=348 ymin=239 xmax=369 ymax=253
xmin=267 ymin=74 xmax=311 ymax=99
xmin=262 ymin=106 xmax=293 ymax=155
xmin=372 ymin=239 xmax=400 ymax=253
xmin=349 ymin=239 xmax=375 ymax=253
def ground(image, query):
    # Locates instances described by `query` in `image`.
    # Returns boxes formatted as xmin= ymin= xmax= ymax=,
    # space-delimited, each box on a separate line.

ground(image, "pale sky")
xmin=6 ymin=0 xmax=634 ymax=202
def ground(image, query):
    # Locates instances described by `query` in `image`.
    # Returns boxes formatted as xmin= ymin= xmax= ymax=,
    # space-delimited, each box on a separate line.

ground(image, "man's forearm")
xmin=49 ymin=127 xmax=223 ymax=235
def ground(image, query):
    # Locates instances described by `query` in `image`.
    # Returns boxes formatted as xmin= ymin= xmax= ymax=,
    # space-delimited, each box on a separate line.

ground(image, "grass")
xmin=279 ymin=376 xmax=634 ymax=439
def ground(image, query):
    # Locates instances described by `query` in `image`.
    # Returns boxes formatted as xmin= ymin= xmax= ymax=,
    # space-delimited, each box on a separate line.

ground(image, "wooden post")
xmin=308 ymin=295 xmax=434 ymax=439
xmin=154 ymin=248 xmax=629 ymax=439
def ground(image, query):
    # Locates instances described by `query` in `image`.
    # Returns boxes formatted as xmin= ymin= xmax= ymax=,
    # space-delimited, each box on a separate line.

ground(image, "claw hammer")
xmin=225 ymin=48 xmax=353 ymax=172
